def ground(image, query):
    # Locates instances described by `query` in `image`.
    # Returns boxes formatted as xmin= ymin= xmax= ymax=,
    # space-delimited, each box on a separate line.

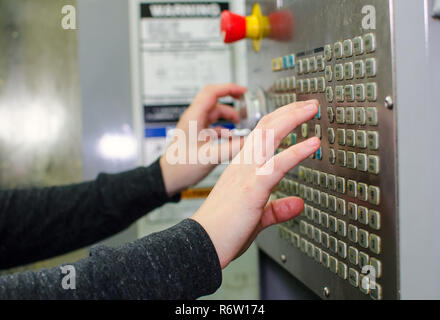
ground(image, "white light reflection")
xmin=98 ymin=130 xmax=137 ymax=161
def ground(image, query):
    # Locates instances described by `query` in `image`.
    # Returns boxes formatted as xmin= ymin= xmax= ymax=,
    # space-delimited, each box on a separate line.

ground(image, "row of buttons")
xmin=297 ymin=54 xmax=326 ymax=75
xmin=326 ymin=82 xmax=377 ymax=103
xmin=296 ymin=77 xmax=326 ymax=94
xmin=328 ymin=106 xmax=378 ymax=126
xmin=278 ymin=225 xmax=382 ymax=299
xmin=297 ymin=167 xmax=381 ymax=205
xmin=326 ymin=58 xmax=377 ymax=82
xmin=274 ymin=76 xmax=296 ymax=92
xmin=277 ymin=180 xmax=381 ymax=230
xmin=329 ymin=149 xmax=380 ymax=174
xmin=299 ymin=216 xmax=381 ymax=255
xmin=274 ymin=93 xmax=297 ymax=107
xmin=328 ymin=128 xmax=379 ymax=150
xmin=272 ymin=54 xmax=296 ymax=72
xmin=324 ymin=33 xmax=376 ymax=61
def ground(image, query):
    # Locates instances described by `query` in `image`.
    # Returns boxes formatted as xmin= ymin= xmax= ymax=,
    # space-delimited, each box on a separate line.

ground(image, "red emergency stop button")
xmin=221 ymin=11 xmax=246 ymax=43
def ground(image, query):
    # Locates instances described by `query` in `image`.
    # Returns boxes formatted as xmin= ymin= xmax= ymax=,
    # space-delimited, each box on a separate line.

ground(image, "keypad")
xmin=273 ymin=32 xmax=384 ymax=300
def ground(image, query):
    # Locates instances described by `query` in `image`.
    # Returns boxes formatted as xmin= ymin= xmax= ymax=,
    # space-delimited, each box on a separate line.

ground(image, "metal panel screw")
xmin=281 ymin=254 xmax=287 ymax=263
xmin=384 ymin=96 xmax=393 ymax=109
xmin=323 ymin=287 xmax=330 ymax=298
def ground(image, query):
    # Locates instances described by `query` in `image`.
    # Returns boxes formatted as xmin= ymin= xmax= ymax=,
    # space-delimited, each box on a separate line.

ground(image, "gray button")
xmin=337 ymin=220 xmax=347 ymax=237
xmin=296 ymin=79 xmax=304 ymax=93
xmin=335 ymin=85 xmax=344 ymax=102
xmin=347 ymin=180 xmax=357 ymax=197
xmin=326 ymin=86 xmax=334 ymax=102
xmin=337 ymin=240 xmax=347 ymax=259
xmin=329 ymin=217 xmax=337 ymax=234
xmin=369 ymin=234 xmax=381 ymax=254
xmin=320 ymin=192 xmax=329 ymax=209
xmin=336 ymin=107 xmax=345 ymax=124
xmin=356 ymin=107 xmax=366 ymax=125
xmin=348 ymin=224 xmax=358 ymax=243
xmin=335 ymin=64 xmax=344 ymax=80
xmin=366 ymin=107 xmax=378 ymax=125
xmin=308 ymin=57 xmax=317 ymax=73
xmin=370 ymin=283 xmax=383 ymax=300
xmin=344 ymin=62 xmax=354 ymax=80
xmin=300 ymin=220 xmax=308 ymax=235
xmin=359 ymin=251 xmax=369 ymax=268
xmin=370 ymin=257 xmax=382 ymax=278
xmin=346 ymin=129 xmax=356 ymax=147
xmin=327 ymin=107 xmax=335 ymax=123
xmin=368 ymin=185 xmax=380 ymax=205
xmin=343 ymin=39 xmax=353 ymax=57
xmin=347 ymin=151 xmax=357 ymax=169
xmin=317 ymin=55 xmax=325 ymax=71
xmin=314 ymin=247 xmax=322 ymax=263
xmin=300 ymin=238 xmax=308 ymax=253
xmin=366 ymin=82 xmax=377 ymax=101
xmin=329 ymin=256 xmax=338 ymax=274
xmin=345 ymin=85 xmax=355 ymax=102
xmin=346 ymin=107 xmax=355 ymax=124
xmin=365 ymin=58 xmax=377 ymax=77
xmin=367 ymin=131 xmax=379 ymax=150
xmin=364 ymin=33 xmax=376 ymax=53
xmin=329 ymin=236 xmax=338 ymax=254
xmin=310 ymin=78 xmax=318 ymax=93
xmin=356 ymin=130 xmax=367 ymax=148
xmin=337 ymin=128 xmax=346 ymax=145
xmin=301 ymin=123 xmax=308 ymax=138
xmin=314 ymin=226 xmax=322 ymax=243
xmin=357 ymin=153 xmax=368 ymax=172
xmin=329 ymin=148 xmax=336 ymax=164
xmin=325 ymin=65 xmax=333 ymax=82
xmin=302 ymin=59 xmax=309 ymax=74
xmin=348 ymin=202 xmax=358 ymax=221
xmin=353 ymin=36 xmax=364 ymax=55
xmin=321 ymin=212 xmax=329 ymax=229
xmin=369 ymin=209 xmax=381 ymax=230
xmin=358 ymin=229 xmax=370 ymax=248
xmin=297 ymin=59 xmax=304 ymax=74
xmin=337 ymin=150 xmax=347 ymax=167
xmin=358 ymin=206 xmax=369 ymax=224
xmin=313 ymin=189 xmax=321 ymax=205
xmin=328 ymin=195 xmax=337 ymax=212
xmin=315 ymin=124 xmax=322 ymax=138
xmin=303 ymin=78 xmax=311 ymax=93
xmin=358 ymin=183 xmax=368 ymax=201
xmin=336 ymin=198 xmax=346 ymax=215
xmin=349 ymin=246 xmax=359 ymax=265
xmin=349 ymin=268 xmax=360 ymax=287
xmin=324 ymin=44 xmax=332 ymax=61
xmin=321 ymin=251 xmax=330 ymax=268
xmin=317 ymin=77 xmax=326 ymax=92
xmin=334 ymin=42 xmax=343 ymax=59
xmin=320 ymin=172 xmax=328 ymax=188
xmin=328 ymin=175 xmax=336 ymax=191
xmin=354 ymin=60 xmax=365 ymax=78
xmin=307 ymin=242 xmax=315 ymax=257
xmin=355 ymin=84 xmax=366 ymax=102
xmin=368 ymin=155 xmax=380 ymax=174
xmin=307 ymin=223 xmax=314 ymax=240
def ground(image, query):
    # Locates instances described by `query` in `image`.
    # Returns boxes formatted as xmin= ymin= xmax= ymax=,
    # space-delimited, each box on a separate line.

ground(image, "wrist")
xmin=159 ymin=156 xmax=181 ymax=198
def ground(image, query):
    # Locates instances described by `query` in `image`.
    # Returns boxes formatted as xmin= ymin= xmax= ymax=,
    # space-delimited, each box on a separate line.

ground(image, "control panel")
xmin=241 ymin=0 xmax=398 ymax=300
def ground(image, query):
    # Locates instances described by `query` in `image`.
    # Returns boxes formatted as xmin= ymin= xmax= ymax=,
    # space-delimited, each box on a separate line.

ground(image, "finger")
xmin=259 ymin=137 xmax=321 ymax=185
xmin=208 ymin=104 xmax=240 ymax=124
xmin=195 ymin=84 xmax=247 ymax=113
xmin=258 ymin=101 xmax=319 ymax=147
xmin=234 ymin=197 xmax=304 ymax=259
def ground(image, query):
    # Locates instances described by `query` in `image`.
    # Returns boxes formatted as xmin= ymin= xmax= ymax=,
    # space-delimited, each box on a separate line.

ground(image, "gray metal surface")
xmin=77 ymin=0 xmax=139 ymax=246
xmin=251 ymin=0 xmax=398 ymax=299
xmin=395 ymin=0 xmax=440 ymax=299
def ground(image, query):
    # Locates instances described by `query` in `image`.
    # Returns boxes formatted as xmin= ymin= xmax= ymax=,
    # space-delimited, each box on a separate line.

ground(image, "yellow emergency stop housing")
xmin=246 ymin=4 xmax=270 ymax=52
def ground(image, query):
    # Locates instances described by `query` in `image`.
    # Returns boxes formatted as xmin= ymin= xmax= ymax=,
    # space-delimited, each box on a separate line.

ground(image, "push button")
xmin=296 ymin=79 xmax=304 ymax=93
xmin=367 ymin=131 xmax=379 ymax=150
xmin=317 ymin=55 xmax=325 ymax=72
xmin=354 ymin=60 xmax=365 ymax=78
xmin=346 ymin=107 xmax=355 ymax=124
xmin=366 ymin=82 xmax=377 ymax=101
xmin=366 ymin=107 xmax=378 ymax=126
xmin=329 ymin=148 xmax=336 ymax=164
xmin=369 ymin=234 xmax=381 ymax=254
xmin=327 ymin=107 xmax=335 ymax=123
xmin=348 ymin=224 xmax=358 ymax=243
xmin=369 ymin=210 xmax=381 ymax=230
xmin=328 ymin=128 xmax=335 ymax=144
xmin=349 ymin=268 xmax=360 ymax=287
xmin=335 ymin=64 xmax=344 ymax=81
xmin=344 ymin=85 xmax=355 ymax=102
xmin=337 ymin=129 xmax=346 ymax=145
xmin=355 ymin=84 xmax=366 ymax=102
xmin=365 ymin=58 xmax=377 ymax=77
xmin=347 ymin=151 xmax=357 ymax=169
xmin=324 ymin=44 xmax=332 ymax=61
xmin=343 ymin=39 xmax=353 ymax=57
xmin=358 ymin=183 xmax=368 ymax=201
xmin=336 ymin=108 xmax=345 ymax=124
xmin=337 ymin=150 xmax=347 ymax=167
xmin=368 ymin=186 xmax=380 ymax=205
xmin=344 ymin=62 xmax=354 ymax=80
xmin=346 ymin=129 xmax=356 ymax=147
xmin=326 ymin=86 xmax=334 ymax=102
xmin=368 ymin=155 xmax=380 ymax=174
xmin=353 ymin=36 xmax=364 ymax=55
xmin=348 ymin=246 xmax=359 ymax=265
xmin=364 ymin=33 xmax=376 ymax=53
xmin=356 ymin=107 xmax=366 ymax=125
xmin=335 ymin=86 xmax=344 ymax=102
xmin=334 ymin=42 xmax=343 ymax=59
xmin=358 ymin=206 xmax=369 ymax=225
xmin=348 ymin=202 xmax=358 ymax=221
xmin=338 ymin=262 xmax=348 ymax=280
xmin=325 ymin=65 xmax=333 ymax=82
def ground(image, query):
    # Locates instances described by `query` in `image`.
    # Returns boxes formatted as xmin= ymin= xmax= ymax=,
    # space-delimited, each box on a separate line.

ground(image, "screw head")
xmin=384 ymin=96 xmax=393 ymax=109
xmin=323 ymin=287 xmax=330 ymax=298
xmin=280 ymin=254 xmax=287 ymax=263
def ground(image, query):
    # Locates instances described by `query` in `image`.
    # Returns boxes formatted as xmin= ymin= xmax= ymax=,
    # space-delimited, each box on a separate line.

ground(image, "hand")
xmin=160 ymin=84 xmax=247 ymax=197
xmin=191 ymin=100 xmax=321 ymax=268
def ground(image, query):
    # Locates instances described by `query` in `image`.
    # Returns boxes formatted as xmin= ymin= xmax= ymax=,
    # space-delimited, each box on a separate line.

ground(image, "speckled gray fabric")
xmin=0 ymin=219 xmax=222 ymax=299
xmin=0 ymin=159 xmax=222 ymax=299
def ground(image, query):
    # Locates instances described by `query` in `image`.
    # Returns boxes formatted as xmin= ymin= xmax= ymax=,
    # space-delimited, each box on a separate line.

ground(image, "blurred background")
xmin=0 ymin=0 xmax=258 ymax=299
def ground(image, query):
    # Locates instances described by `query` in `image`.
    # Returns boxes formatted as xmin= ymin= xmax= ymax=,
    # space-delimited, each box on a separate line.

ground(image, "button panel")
xmin=271 ymin=30 xmax=389 ymax=300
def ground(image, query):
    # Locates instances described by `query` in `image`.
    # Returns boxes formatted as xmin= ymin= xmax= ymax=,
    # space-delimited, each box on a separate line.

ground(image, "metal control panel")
xmin=252 ymin=0 xmax=398 ymax=300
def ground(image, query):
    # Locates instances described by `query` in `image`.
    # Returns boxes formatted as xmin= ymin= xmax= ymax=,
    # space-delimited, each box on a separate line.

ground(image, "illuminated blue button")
xmin=315 ymin=105 xmax=322 ymax=120
xmin=283 ymin=56 xmax=289 ymax=69
xmin=287 ymin=54 xmax=295 ymax=68
xmin=291 ymin=133 xmax=297 ymax=145
xmin=316 ymin=148 xmax=323 ymax=160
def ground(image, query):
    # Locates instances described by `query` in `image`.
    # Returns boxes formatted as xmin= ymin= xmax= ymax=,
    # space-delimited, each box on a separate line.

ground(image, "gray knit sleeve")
xmin=0 ymin=219 xmax=222 ymax=299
